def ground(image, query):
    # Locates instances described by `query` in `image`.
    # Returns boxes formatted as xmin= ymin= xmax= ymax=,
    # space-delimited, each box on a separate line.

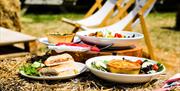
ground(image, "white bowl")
xmin=76 ymin=30 xmax=144 ymax=47
xmin=85 ymin=56 xmax=165 ymax=83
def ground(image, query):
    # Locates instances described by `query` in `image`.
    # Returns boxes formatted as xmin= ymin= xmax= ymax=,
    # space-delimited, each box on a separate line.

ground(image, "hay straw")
xmin=0 ymin=55 xmax=169 ymax=91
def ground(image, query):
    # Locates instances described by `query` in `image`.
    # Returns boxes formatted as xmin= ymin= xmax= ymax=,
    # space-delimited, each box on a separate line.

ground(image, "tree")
xmin=175 ymin=5 xmax=180 ymax=30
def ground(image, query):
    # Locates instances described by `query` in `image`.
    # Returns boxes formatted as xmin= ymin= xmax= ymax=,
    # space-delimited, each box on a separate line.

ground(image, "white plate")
xmin=48 ymin=45 xmax=90 ymax=53
xmin=20 ymin=62 xmax=87 ymax=80
xmin=76 ymin=30 xmax=144 ymax=47
xmin=86 ymin=56 xmax=166 ymax=83
xmin=38 ymin=36 xmax=81 ymax=45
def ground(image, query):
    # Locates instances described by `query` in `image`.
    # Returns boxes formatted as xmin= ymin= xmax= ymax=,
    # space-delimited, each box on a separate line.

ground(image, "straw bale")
xmin=0 ymin=0 xmax=21 ymax=32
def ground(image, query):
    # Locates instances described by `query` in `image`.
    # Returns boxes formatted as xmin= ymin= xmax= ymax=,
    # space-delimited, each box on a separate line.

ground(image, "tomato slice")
xmin=114 ymin=33 xmax=122 ymax=38
xmin=135 ymin=59 xmax=143 ymax=65
xmin=90 ymin=46 xmax=100 ymax=52
xmin=152 ymin=64 xmax=159 ymax=71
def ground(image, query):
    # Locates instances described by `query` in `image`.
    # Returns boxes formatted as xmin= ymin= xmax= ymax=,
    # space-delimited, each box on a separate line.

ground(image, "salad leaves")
xmin=91 ymin=60 xmax=109 ymax=72
xmin=20 ymin=60 xmax=45 ymax=76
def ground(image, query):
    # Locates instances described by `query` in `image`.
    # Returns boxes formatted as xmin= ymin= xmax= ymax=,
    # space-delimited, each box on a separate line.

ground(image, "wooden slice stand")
xmin=51 ymin=45 xmax=143 ymax=62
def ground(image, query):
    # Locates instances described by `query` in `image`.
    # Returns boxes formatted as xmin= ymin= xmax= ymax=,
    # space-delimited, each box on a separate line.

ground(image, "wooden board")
xmin=51 ymin=45 xmax=143 ymax=62
xmin=0 ymin=27 xmax=37 ymax=56
xmin=0 ymin=27 xmax=36 ymax=46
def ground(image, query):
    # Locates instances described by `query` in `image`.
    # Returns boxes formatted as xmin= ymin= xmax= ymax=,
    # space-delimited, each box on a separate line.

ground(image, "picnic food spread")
xmin=34 ymin=31 xmax=164 ymax=83
xmin=20 ymin=53 xmax=78 ymax=77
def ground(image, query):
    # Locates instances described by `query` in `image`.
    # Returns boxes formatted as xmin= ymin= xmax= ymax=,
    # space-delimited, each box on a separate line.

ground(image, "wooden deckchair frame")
xmin=120 ymin=0 xmax=155 ymax=59
xmin=72 ymin=0 xmax=134 ymax=32
xmin=84 ymin=0 xmax=103 ymax=18
xmin=138 ymin=0 xmax=155 ymax=60
xmin=72 ymin=0 xmax=129 ymax=32
xmin=67 ymin=0 xmax=155 ymax=59
xmin=83 ymin=0 xmax=156 ymax=60
xmin=106 ymin=0 xmax=155 ymax=60
xmin=99 ymin=0 xmax=135 ymax=27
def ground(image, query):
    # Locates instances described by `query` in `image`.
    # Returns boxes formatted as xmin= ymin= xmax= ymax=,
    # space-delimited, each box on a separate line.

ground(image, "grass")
xmin=22 ymin=13 xmax=83 ymax=23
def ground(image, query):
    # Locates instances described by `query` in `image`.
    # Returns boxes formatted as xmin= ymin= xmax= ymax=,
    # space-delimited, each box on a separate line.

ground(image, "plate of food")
xmin=38 ymin=33 xmax=81 ymax=45
xmin=48 ymin=43 xmax=100 ymax=53
xmin=76 ymin=30 xmax=144 ymax=47
xmin=19 ymin=53 xmax=87 ymax=80
xmin=86 ymin=55 xmax=165 ymax=83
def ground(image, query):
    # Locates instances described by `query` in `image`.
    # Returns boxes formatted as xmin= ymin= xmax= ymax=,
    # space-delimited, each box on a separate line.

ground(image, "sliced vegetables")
xmin=91 ymin=60 xmax=108 ymax=72
xmin=140 ymin=60 xmax=164 ymax=74
xmin=88 ymin=31 xmax=135 ymax=38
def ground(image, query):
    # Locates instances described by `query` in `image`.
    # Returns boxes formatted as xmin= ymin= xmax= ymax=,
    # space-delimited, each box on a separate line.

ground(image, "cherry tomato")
xmin=152 ymin=64 xmax=159 ymax=71
xmin=114 ymin=33 xmax=122 ymax=38
xmin=135 ymin=60 xmax=143 ymax=65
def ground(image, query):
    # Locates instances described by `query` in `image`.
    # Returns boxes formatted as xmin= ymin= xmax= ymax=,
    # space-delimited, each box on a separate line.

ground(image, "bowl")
xmin=76 ymin=30 xmax=144 ymax=47
xmin=85 ymin=55 xmax=165 ymax=83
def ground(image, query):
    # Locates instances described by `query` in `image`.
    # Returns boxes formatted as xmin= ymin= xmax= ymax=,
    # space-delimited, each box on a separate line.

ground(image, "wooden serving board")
xmin=51 ymin=45 xmax=143 ymax=62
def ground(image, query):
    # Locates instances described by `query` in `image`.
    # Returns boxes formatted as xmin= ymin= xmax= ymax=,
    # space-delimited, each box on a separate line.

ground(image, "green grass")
xmin=22 ymin=13 xmax=84 ymax=23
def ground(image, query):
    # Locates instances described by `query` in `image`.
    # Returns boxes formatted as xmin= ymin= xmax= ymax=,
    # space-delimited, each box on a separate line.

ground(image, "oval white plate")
xmin=86 ymin=55 xmax=165 ymax=83
xmin=48 ymin=45 xmax=90 ymax=53
xmin=20 ymin=62 xmax=87 ymax=80
xmin=76 ymin=30 xmax=144 ymax=47
xmin=38 ymin=36 xmax=81 ymax=45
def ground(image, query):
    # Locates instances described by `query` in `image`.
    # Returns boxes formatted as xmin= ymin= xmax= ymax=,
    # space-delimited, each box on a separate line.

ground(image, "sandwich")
xmin=39 ymin=62 xmax=77 ymax=76
xmin=39 ymin=53 xmax=78 ymax=76
xmin=44 ymin=53 xmax=74 ymax=66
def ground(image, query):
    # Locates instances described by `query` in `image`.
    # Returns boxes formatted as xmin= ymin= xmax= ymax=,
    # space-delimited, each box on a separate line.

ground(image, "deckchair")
xmin=62 ymin=0 xmax=133 ymax=32
xmin=79 ymin=0 xmax=156 ymax=59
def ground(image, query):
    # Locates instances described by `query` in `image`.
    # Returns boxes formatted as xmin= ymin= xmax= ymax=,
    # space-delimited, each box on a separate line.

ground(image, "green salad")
xmin=20 ymin=60 xmax=45 ymax=76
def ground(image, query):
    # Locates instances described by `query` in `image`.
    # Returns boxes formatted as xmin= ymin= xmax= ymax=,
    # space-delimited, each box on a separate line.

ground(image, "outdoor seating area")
xmin=0 ymin=0 xmax=180 ymax=91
